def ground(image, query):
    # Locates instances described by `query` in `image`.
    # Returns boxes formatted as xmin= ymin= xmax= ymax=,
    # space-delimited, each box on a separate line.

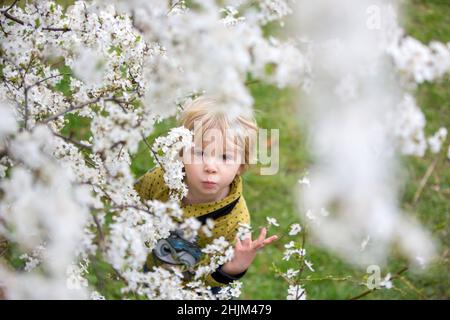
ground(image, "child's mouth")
xmin=202 ymin=181 xmax=217 ymax=189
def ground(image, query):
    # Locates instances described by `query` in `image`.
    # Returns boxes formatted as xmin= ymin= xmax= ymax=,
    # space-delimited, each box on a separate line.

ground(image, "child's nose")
xmin=203 ymin=156 xmax=218 ymax=173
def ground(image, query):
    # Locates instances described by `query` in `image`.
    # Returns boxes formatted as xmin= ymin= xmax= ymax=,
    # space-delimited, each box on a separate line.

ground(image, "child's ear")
xmin=237 ymin=164 xmax=244 ymax=176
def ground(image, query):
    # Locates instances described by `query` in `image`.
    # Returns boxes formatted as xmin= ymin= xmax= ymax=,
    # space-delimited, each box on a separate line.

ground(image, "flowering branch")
xmin=140 ymin=132 xmax=165 ymax=171
xmin=1 ymin=2 xmax=71 ymax=32
xmin=51 ymin=131 xmax=92 ymax=150
xmin=348 ymin=267 xmax=408 ymax=300
xmin=41 ymin=98 xmax=102 ymax=124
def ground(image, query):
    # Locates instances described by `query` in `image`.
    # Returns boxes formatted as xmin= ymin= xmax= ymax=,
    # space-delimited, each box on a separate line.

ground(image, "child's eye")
xmin=194 ymin=150 xmax=203 ymax=157
xmin=222 ymin=154 xmax=232 ymax=161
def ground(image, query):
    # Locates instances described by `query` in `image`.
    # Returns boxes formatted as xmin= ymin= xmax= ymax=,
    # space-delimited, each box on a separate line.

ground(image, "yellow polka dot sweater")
xmin=134 ymin=167 xmax=251 ymax=288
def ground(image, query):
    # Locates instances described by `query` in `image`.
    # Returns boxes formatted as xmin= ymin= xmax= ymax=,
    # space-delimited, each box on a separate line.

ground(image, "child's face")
xmin=183 ymin=128 xmax=244 ymax=202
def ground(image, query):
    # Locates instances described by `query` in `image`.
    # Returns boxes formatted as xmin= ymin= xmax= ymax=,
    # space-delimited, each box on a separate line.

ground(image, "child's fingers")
xmin=256 ymin=227 xmax=267 ymax=245
xmin=252 ymin=234 xmax=278 ymax=251
xmin=242 ymin=235 xmax=252 ymax=247
xmin=235 ymin=237 xmax=242 ymax=250
xmin=262 ymin=235 xmax=278 ymax=245
xmin=237 ymin=235 xmax=252 ymax=248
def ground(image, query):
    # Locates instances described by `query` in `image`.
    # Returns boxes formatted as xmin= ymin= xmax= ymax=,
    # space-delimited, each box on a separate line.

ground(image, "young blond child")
xmin=134 ymin=96 xmax=277 ymax=291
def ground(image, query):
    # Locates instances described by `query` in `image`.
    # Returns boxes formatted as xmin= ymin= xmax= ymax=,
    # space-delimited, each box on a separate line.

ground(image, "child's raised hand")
xmin=221 ymin=227 xmax=278 ymax=276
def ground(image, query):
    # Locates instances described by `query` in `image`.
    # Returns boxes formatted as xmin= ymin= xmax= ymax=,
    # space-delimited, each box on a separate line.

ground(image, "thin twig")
xmin=274 ymin=268 xmax=296 ymax=286
xmin=21 ymin=73 xmax=69 ymax=129
xmin=26 ymin=73 xmax=70 ymax=91
xmin=83 ymin=157 xmax=97 ymax=168
xmin=140 ymin=133 xmax=165 ymax=171
xmin=22 ymin=55 xmax=36 ymax=130
xmin=412 ymin=141 xmax=449 ymax=206
xmin=111 ymin=140 xmax=125 ymax=150
xmin=42 ymin=26 xmax=71 ymax=32
xmin=0 ymin=239 xmax=8 ymax=257
xmin=301 ymin=275 xmax=352 ymax=282
xmin=397 ymin=275 xmax=427 ymax=299
xmin=92 ymin=213 xmax=105 ymax=250
xmin=2 ymin=0 xmax=20 ymax=14
xmin=51 ymin=131 xmax=92 ymax=150
xmin=112 ymin=266 xmax=128 ymax=283
xmin=42 ymin=97 xmax=102 ymax=123
xmin=2 ymin=11 xmax=23 ymax=25
xmin=296 ymin=228 xmax=307 ymax=279
xmin=0 ymin=19 xmax=8 ymax=36
xmin=117 ymin=143 xmax=125 ymax=160
xmin=412 ymin=157 xmax=439 ymax=206
xmin=1 ymin=6 xmax=72 ymax=32
xmin=167 ymin=0 xmax=183 ymax=16
xmin=110 ymin=204 xmax=154 ymax=216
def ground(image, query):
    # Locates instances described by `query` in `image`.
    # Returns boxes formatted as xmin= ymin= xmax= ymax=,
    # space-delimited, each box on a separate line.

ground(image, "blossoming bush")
xmin=0 ymin=0 xmax=309 ymax=299
xmin=0 ymin=0 xmax=448 ymax=299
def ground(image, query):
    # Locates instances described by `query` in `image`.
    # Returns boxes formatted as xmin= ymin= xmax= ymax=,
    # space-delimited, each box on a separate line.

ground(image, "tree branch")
xmin=22 ymin=73 xmax=70 ymax=129
xmin=167 ymin=0 xmax=184 ymax=16
xmin=41 ymin=97 xmax=102 ymax=123
xmin=140 ymin=132 xmax=165 ymax=172
xmin=27 ymin=73 xmax=70 ymax=91
xmin=92 ymin=213 xmax=105 ymax=251
xmin=51 ymin=131 xmax=93 ymax=150
xmin=1 ymin=1 xmax=72 ymax=33
xmin=2 ymin=0 xmax=20 ymax=14
xmin=22 ymin=55 xmax=36 ymax=131
xmin=110 ymin=204 xmax=155 ymax=216
xmin=296 ymin=227 xmax=307 ymax=279
xmin=2 ymin=11 xmax=23 ymax=25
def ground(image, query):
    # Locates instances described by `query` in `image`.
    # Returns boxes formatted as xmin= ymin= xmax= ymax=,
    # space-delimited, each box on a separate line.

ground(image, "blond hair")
xmin=178 ymin=96 xmax=258 ymax=172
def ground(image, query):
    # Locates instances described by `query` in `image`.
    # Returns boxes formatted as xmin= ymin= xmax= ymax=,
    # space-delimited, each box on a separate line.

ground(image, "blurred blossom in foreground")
xmin=294 ymin=0 xmax=437 ymax=268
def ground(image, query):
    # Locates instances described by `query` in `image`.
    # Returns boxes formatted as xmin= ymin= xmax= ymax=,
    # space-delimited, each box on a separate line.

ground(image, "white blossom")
xmin=236 ymin=222 xmax=252 ymax=240
xmin=298 ymin=177 xmax=310 ymax=187
xmin=305 ymin=209 xmax=316 ymax=221
xmin=266 ymin=216 xmax=280 ymax=227
xmin=285 ymin=268 xmax=299 ymax=279
xmin=284 ymin=241 xmax=295 ymax=249
xmin=0 ymin=100 xmax=18 ymax=138
xmin=196 ymin=237 xmax=234 ymax=280
xmin=90 ymin=291 xmax=106 ymax=300
xmin=198 ymin=218 xmax=215 ymax=238
xmin=387 ymin=94 xmax=427 ymax=157
xmin=304 ymin=260 xmax=315 ymax=272
xmin=66 ymin=260 xmax=89 ymax=290
xmin=360 ymin=235 xmax=371 ymax=252
xmin=152 ymin=126 xmax=193 ymax=201
xmin=20 ymin=244 xmax=46 ymax=272
xmin=287 ymin=284 xmax=306 ymax=300
xmin=282 ymin=242 xmax=306 ymax=261
xmin=288 ymin=223 xmax=302 ymax=236
xmin=216 ymin=281 xmax=243 ymax=300
xmin=380 ymin=273 xmax=393 ymax=289
xmin=180 ymin=217 xmax=202 ymax=242
xmin=427 ymin=127 xmax=447 ymax=154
